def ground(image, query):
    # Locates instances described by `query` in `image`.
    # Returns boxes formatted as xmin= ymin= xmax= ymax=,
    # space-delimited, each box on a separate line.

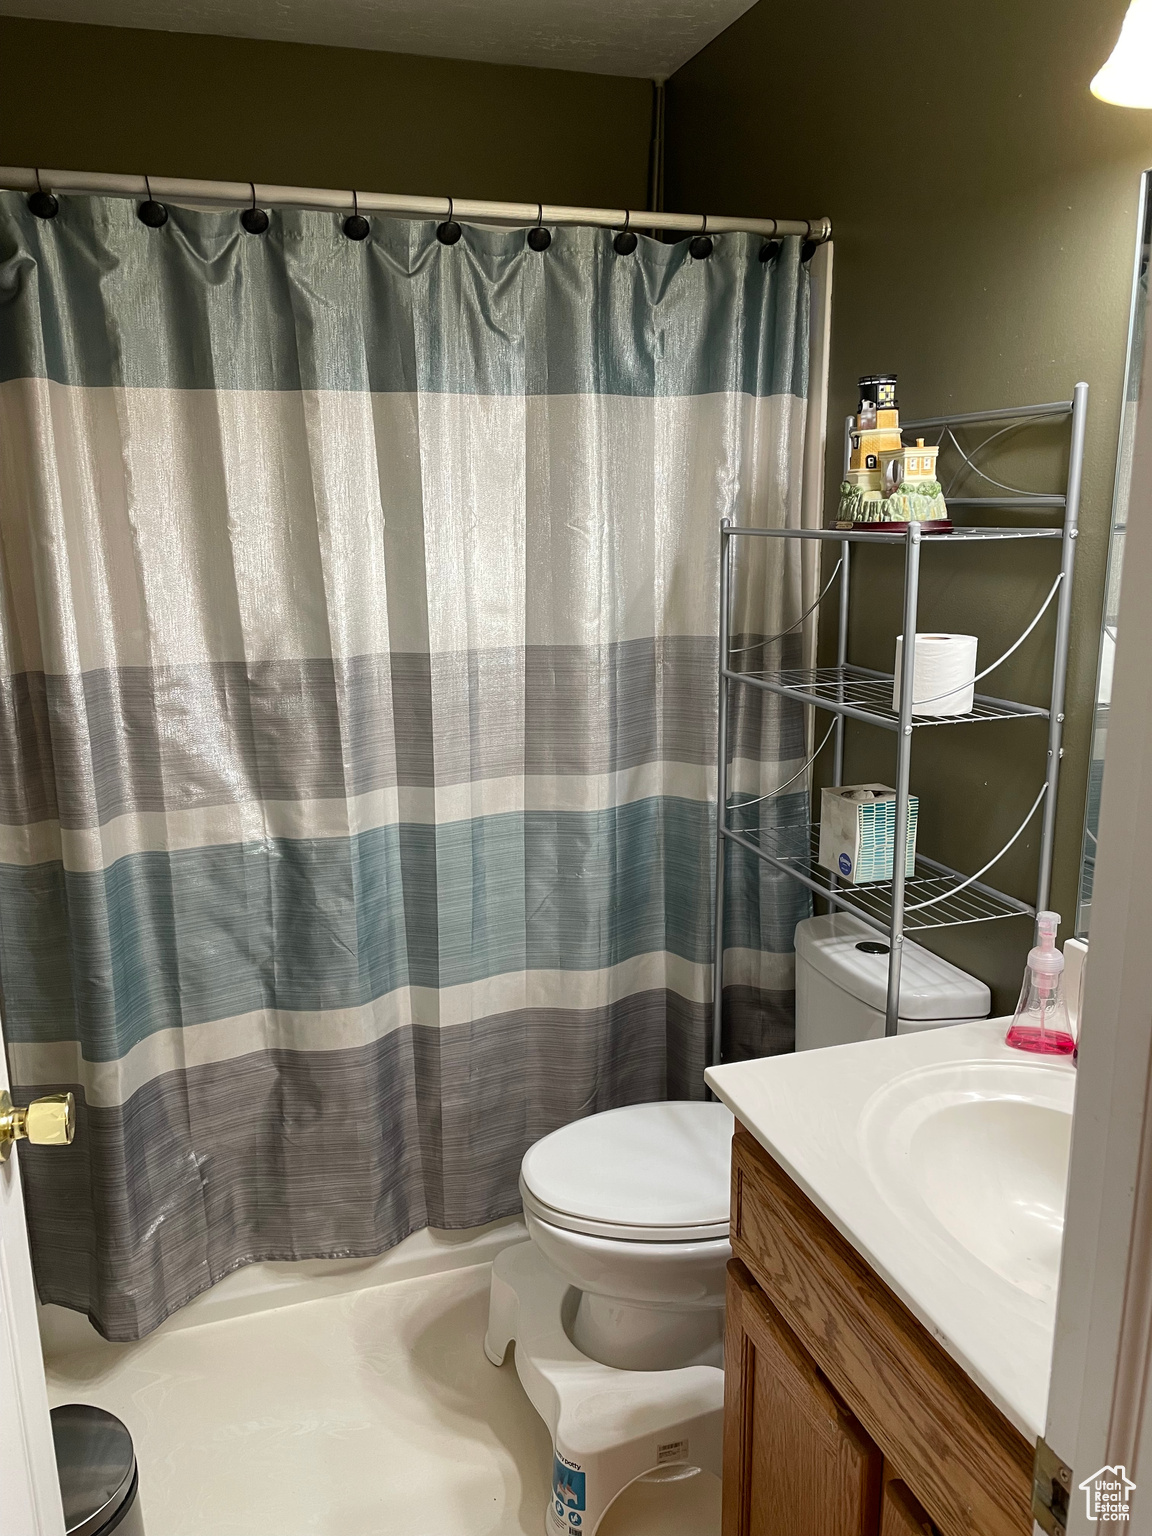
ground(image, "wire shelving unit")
xmin=711 ymin=383 xmax=1089 ymax=1059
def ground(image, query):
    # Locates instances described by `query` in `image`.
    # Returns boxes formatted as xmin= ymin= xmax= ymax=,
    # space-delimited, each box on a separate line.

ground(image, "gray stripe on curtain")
xmin=0 ymin=194 xmax=814 ymax=1339
xmin=0 ymin=635 xmax=799 ymax=829
xmin=16 ymin=987 xmax=789 ymax=1339
xmin=13 ymin=991 xmax=687 ymax=1336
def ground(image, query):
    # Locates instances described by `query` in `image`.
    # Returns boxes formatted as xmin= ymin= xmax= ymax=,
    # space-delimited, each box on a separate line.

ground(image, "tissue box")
xmin=818 ymin=784 xmax=918 ymax=885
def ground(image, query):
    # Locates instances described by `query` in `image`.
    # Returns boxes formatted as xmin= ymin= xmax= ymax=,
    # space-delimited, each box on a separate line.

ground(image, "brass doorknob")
xmin=0 ymin=1089 xmax=75 ymax=1162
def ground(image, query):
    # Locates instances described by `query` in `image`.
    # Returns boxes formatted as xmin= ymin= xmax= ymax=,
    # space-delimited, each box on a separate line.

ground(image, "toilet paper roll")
xmin=892 ymin=633 xmax=979 ymax=717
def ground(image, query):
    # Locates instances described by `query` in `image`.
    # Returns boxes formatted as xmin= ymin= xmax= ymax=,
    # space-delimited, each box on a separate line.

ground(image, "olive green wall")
xmin=667 ymin=0 xmax=1152 ymax=1010
xmin=0 ymin=16 xmax=652 ymax=207
xmin=7 ymin=5 xmax=1149 ymax=1013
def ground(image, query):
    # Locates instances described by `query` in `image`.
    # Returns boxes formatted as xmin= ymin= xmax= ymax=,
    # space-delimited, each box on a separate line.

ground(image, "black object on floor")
xmin=52 ymin=1403 xmax=145 ymax=1535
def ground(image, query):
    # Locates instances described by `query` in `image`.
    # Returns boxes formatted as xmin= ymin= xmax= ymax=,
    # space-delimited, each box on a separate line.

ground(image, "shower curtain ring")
xmin=241 ymin=180 xmax=269 ymax=235
xmin=28 ymin=167 xmax=58 ymax=220
xmin=437 ymin=194 xmax=462 ymax=245
xmin=759 ymin=217 xmax=781 ymax=264
xmin=138 ymin=173 xmax=168 ymax=229
xmin=689 ymin=211 xmax=713 ymax=260
xmin=343 ymin=188 xmax=370 ymax=242
xmin=528 ymin=202 xmax=551 ymax=251
xmin=613 ymin=208 xmax=638 ymax=256
xmin=800 ymin=218 xmax=817 ymax=263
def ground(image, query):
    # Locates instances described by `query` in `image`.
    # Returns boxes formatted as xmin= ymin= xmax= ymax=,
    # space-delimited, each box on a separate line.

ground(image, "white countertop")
xmin=706 ymin=1019 xmax=1076 ymax=1439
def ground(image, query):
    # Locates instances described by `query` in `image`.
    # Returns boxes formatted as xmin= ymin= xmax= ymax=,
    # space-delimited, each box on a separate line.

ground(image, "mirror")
xmin=1077 ymin=171 xmax=1152 ymax=936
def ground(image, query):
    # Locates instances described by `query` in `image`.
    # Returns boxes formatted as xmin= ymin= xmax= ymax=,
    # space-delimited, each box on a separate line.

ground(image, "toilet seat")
xmin=519 ymin=1100 xmax=734 ymax=1242
xmin=520 ymin=1184 xmax=730 ymax=1243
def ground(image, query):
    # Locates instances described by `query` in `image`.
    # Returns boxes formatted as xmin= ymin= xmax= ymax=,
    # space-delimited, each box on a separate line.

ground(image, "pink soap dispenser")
xmin=1005 ymin=910 xmax=1076 ymax=1056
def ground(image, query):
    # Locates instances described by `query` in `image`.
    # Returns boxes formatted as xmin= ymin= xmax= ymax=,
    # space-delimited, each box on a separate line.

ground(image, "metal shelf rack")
xmin=710 ymin=383 xmax=1089 ymax=1061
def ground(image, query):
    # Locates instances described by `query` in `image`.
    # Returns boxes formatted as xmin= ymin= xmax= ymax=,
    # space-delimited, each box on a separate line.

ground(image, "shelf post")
xmin=832 ymin=538 xmax=850 ymax=787
xmin=835 ymin=417 xmax=854 ymax=786
xmin=830 ymin=418 xmax=853 ymax=902
xmin=1036 ymin=381 xmax=1087 ymax=915
xmin=712 ymin=519 xmax=733 ymax=1069
xmin=887 ymin=523 xmax=923 ymax=1036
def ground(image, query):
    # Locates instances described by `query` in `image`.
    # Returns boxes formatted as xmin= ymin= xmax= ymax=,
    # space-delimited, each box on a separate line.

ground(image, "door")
xmin=723 ymin=1258 xmax=882 ymax=1536
xmin=1042 ymin=171 xmax=1152 ymax=1536
xmin=0 ymin=1011 xmax=66 ymax=1536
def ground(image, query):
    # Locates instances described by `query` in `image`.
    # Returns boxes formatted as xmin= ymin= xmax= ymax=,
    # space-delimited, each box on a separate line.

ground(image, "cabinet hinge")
xmin=1033 ymin=1435 xmax=1072 ymax=1536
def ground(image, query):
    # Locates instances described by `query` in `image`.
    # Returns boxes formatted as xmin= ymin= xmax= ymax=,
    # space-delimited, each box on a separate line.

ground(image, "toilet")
xmin=487 ymin=918 xmax=988 ymax=1532
xmin=518 ymin=1099 xmax=734 ymax=1371
xmin=485 ymin=1101 xmax=732 ymax=1534
xmin=795 ymin=911 xmax=991 ymax=1049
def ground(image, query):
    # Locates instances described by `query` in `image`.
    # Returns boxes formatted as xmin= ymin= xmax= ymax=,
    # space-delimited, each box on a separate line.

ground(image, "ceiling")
xmin=0 ymin=0 xmax=757 ymax=76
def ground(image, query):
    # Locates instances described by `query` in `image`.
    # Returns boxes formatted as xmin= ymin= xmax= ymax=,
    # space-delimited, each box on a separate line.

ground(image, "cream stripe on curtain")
xmin=0 ymin=193 xmax=819 ymax=1339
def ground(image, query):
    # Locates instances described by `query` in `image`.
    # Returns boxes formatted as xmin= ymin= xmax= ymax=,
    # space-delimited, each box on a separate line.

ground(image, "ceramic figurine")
xmin=835 ymin=375 xmax=950 ymax=529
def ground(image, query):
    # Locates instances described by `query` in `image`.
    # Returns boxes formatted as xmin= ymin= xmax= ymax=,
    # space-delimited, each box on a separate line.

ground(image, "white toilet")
xmin=795 ymin=911 xmax=991 ymax=1048
xmin=518 ymin=1099 xmax=734 ymax=1371
xmin=487 ymin=917 xmax=989 ymax=1532
xmin=486 ymin=1101 xmax=732 ymax=1535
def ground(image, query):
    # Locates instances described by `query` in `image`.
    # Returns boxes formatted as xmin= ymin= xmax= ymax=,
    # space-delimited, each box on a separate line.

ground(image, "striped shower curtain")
xmin=0 ymin=194 xmax=815 ymax=1340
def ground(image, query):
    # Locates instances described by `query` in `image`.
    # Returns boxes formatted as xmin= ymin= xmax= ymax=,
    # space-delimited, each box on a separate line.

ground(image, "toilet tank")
xmin=794 ymin=913 xmax=991 ymax=1051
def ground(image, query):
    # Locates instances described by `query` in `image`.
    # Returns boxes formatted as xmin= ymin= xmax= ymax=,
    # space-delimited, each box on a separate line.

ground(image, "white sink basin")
xmin=861 ymin=1060 xmax=1075 ymax=1301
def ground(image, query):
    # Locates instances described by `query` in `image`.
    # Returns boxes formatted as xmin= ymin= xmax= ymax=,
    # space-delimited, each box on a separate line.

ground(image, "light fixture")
xmin=1092 ymin=0 xmax=1152 ymax=108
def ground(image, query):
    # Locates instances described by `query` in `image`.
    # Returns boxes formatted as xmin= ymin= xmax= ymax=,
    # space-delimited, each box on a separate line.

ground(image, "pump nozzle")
xmin=1030 ymin=911 xmax=1064 ymax=982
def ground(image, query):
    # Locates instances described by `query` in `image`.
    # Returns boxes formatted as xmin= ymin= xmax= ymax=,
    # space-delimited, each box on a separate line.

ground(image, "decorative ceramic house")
xmin=836 ymin=378 xmax=949 ymax=528
xmin=901 ymin=438 xmax=940 ymax=483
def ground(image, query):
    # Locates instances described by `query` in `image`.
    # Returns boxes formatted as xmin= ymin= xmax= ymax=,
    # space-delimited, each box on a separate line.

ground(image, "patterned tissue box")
xmin=818 ymin=784 xmax=918 ymax=885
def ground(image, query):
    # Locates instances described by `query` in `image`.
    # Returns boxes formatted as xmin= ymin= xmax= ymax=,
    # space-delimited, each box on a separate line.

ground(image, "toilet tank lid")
xmin=795 ymin=913 xmax=991 ymax=1019
xmin=520 ymin=1101 xmax=734 ymax=1232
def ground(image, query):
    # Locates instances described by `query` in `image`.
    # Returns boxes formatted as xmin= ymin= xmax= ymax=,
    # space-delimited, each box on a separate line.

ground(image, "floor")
xmin=42 ymin=1249 xmax=722 ymax=1536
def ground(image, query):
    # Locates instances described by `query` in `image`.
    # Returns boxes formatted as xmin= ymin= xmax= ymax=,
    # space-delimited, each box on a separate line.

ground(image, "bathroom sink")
xmin=706 ymin=1020 xmax=1079 ymax=1437
xmin=861 ymin=1060 xmax=1075 ymax=1301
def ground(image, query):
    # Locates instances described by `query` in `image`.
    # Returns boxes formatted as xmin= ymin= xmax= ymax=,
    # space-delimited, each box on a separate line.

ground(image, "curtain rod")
xmin=0 ymin=166 xmax=831 ymax=243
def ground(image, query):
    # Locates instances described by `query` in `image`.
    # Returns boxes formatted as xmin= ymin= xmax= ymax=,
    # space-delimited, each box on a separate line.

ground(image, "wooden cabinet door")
xmin=881 ymin=1479 xmax=937 ymax=1536
xmin=723 ymin=1258 xmax=882 ymax=1536
xmin=730 ymin=1127 xmax=1033 ymax=1536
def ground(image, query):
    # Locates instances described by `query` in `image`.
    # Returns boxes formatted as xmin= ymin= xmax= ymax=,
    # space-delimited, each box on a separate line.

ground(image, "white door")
xmin=0 ymin=1013 xmax=66 ymax=1536
xmin=1041 ymin=189 xmax=1152 ymax=1533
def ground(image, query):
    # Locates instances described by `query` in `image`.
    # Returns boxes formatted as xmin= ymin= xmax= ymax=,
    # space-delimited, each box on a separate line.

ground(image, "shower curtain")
xmin=0 ymin=193 xmax=816 ymax=1339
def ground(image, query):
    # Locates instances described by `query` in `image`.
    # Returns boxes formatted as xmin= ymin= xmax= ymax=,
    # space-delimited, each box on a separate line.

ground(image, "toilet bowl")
xmin=795 ymin=912 xmax=991 ymax=1050
xmin=518 ymin=1099 xmax=734 ymax=1371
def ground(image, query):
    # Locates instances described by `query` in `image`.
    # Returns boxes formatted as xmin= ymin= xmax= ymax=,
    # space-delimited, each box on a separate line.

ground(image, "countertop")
xmin=705 ymin=1018 xmax=1076 ymax=1440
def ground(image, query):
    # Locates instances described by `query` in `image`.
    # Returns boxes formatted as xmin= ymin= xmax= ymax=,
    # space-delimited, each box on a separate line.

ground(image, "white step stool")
xmin=484 ymin=1240 xmax=724 ymax=1535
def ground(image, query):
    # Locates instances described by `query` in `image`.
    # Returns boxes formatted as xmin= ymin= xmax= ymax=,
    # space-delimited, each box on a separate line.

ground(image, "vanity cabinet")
xmin=723 ymin=1124 xmax=1034 ymax=1536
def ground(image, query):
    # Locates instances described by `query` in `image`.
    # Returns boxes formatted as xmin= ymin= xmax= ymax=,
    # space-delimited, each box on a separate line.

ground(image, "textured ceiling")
xmin=0 ymin=0 xmax=758 ymax=76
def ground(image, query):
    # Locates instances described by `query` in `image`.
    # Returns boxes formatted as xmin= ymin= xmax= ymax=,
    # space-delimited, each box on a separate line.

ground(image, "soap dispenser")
xmin=1005 ymin=910 xmax=1076 ymax=1056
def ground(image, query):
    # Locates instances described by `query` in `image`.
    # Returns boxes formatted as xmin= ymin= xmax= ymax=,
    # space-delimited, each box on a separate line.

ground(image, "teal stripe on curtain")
xmin=0 ymin=199 xmax=808 ymax=397
xmin=0 ymin=192 xmax=813 ymax=1339
xmin=0 ymin=794 xmax=808 ymax=1061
